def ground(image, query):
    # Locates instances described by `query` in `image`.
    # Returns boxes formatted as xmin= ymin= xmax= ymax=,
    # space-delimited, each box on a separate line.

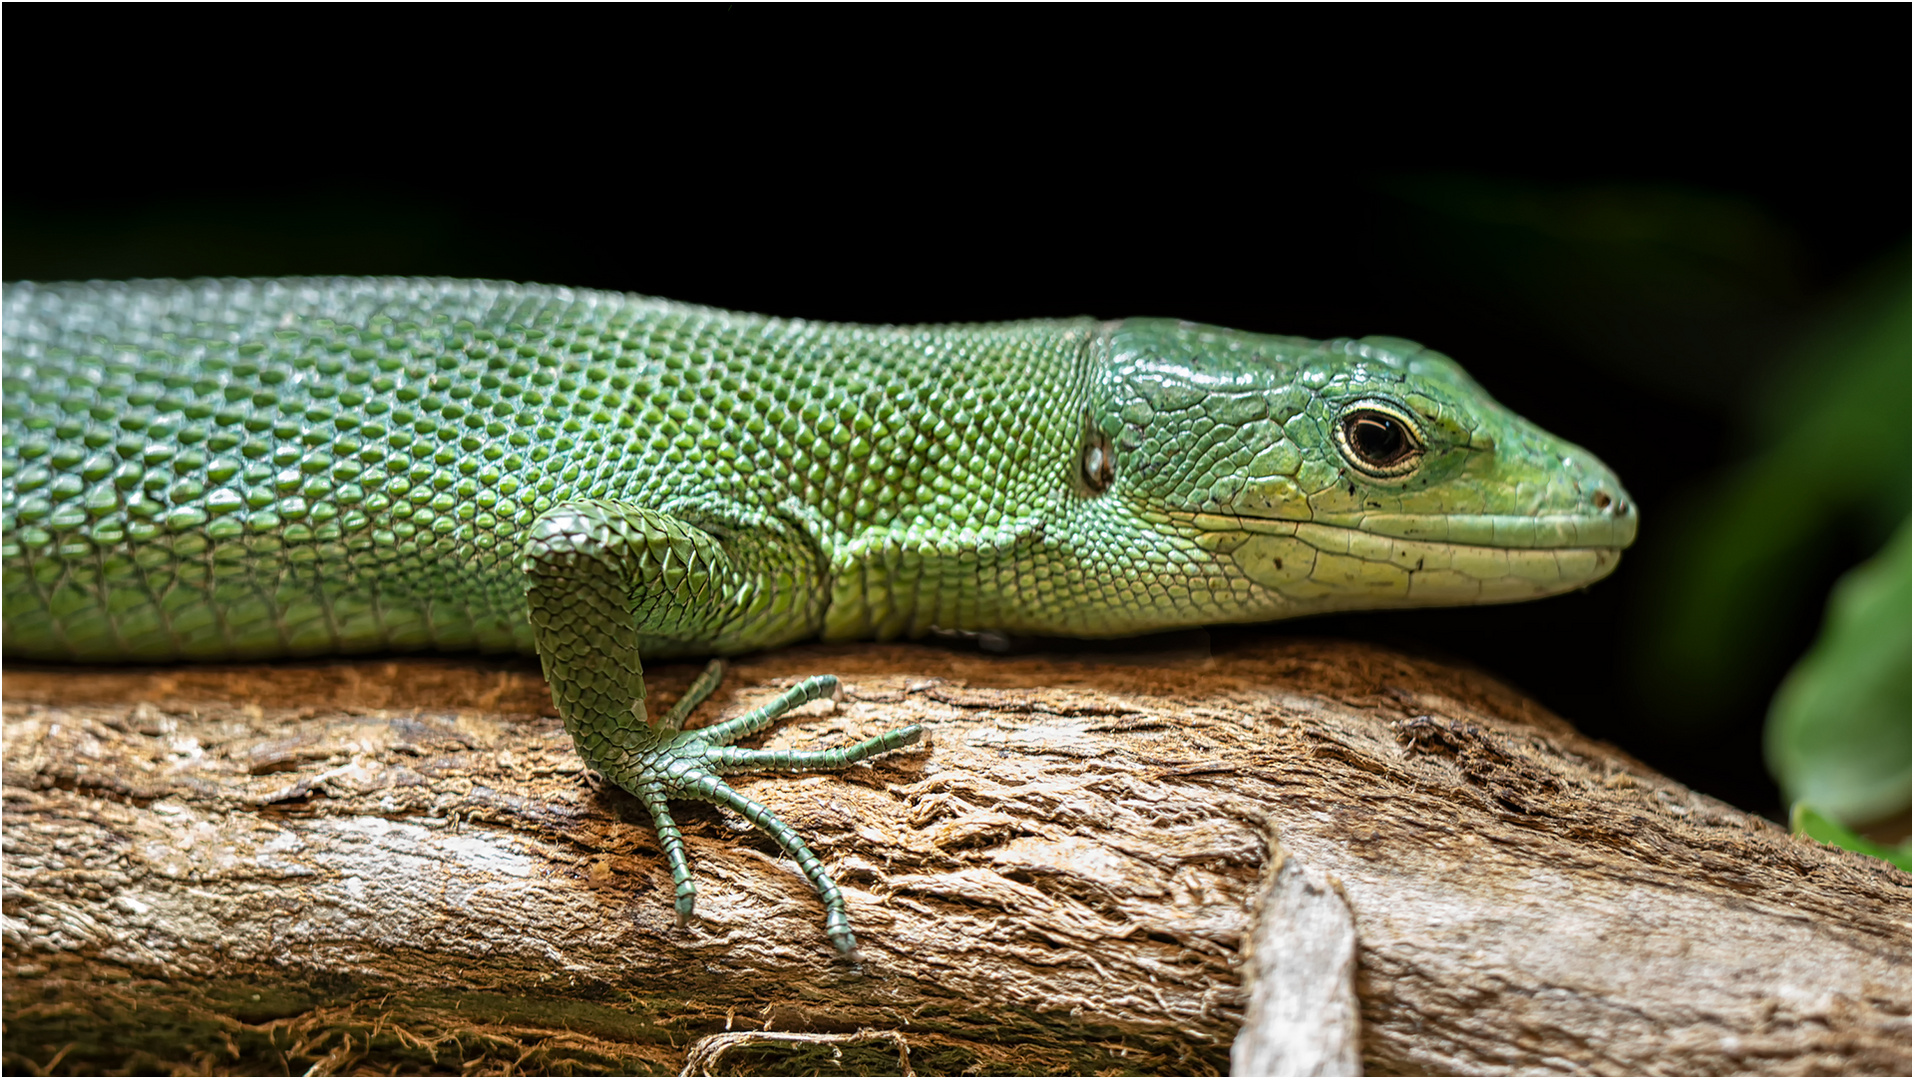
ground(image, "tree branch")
xmin=2 ymin=637 xmax=1906 ymax=1075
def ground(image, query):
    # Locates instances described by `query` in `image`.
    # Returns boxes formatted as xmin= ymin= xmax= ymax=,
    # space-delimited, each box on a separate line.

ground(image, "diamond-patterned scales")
xmin=3 ymin=280 xmax=1097 ymax=661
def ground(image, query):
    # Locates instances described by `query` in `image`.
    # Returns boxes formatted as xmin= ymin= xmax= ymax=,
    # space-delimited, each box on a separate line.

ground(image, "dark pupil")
xmin=1347 ymin=413 xmax=1409 ymax=464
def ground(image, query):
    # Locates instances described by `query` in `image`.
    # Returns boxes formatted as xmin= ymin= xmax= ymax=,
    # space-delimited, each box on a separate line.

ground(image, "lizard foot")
xmin=625 ymin=661 xmax=924 ymax=956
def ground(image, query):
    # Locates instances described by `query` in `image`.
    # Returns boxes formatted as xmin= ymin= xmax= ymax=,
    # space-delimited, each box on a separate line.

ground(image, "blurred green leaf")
xmin=1630 ymin=255 xmax=1912 ymax=717
xmin=1790 ymin=802 xmax=1911 ymax=871
xmin=1766 ymin=521 xmax=1911 ymax=827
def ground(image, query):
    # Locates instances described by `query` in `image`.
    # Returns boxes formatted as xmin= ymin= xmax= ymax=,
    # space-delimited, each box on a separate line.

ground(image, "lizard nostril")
xmin=1592 ymin=491 xmax=1613 ymax=511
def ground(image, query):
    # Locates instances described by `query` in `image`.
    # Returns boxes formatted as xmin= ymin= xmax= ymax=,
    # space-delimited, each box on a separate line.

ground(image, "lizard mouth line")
xmin=1183 ymin=509 xmax=1637 ymax=552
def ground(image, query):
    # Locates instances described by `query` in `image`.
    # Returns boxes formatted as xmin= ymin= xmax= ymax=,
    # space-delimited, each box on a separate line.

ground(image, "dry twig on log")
xmin=2 ymin=637 xmax=1907 ymax=1075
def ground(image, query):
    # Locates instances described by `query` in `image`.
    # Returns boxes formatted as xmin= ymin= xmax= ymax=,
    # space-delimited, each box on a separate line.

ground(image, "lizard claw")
xmin=620 ymin=671 xmax=920 ymax=955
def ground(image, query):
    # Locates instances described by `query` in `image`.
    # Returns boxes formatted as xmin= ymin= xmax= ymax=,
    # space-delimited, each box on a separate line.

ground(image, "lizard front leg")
xmin=521 ymin=499 xmax=922 ymax=956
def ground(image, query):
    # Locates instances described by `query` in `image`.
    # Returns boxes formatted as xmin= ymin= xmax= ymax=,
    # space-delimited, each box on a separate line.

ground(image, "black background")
xmin=6 ymin=7 xmax=1908 ymax=816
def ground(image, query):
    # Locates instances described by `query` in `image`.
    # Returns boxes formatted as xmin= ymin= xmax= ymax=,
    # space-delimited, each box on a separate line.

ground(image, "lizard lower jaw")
xmin=1219 ymin=522 xmax=1629 ymax=610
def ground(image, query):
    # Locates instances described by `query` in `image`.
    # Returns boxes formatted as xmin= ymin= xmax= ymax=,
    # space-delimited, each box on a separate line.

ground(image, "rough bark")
xmin=1 ymin=636 xmax=1907 ymax=1076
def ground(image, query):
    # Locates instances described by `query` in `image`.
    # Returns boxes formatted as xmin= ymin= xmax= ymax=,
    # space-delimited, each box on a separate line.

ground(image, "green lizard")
xmin=1 ymin=278 xmax=1637 ymax=955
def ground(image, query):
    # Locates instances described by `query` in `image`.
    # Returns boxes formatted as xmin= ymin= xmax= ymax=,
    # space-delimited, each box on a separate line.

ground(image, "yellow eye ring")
xmin=1334 ymin=401 xmax=1425 ymax=478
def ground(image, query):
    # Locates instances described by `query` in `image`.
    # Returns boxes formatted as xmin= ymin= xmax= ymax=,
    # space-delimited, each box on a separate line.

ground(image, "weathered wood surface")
xmin=2 ymin=636 xmax=1908 ymax=1076
xmin=1231 ymin=852 xmax=1361 ymax=1077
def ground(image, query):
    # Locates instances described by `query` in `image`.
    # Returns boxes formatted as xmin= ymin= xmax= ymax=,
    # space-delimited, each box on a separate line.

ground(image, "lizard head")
xmin=1078 ymin=318 xmax=1638 ymax=624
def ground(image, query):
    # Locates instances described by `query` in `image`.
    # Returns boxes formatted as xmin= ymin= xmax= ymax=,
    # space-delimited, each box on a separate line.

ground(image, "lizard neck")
xmin=811 ymin=322 xmax=1108 ymax=641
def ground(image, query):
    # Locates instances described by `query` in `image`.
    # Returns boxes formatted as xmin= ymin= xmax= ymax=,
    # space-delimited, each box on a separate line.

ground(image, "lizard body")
xmin=1 ymin=277 xmax=1636 ymax=953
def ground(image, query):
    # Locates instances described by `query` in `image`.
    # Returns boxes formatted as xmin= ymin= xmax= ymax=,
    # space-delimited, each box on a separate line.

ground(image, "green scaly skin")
xmin=1 ymin=278 xmax=1638 ymax=955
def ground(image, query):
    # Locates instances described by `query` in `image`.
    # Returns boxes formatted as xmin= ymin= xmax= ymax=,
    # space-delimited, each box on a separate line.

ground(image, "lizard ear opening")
xmin=1080 ymin=421 xmax=1115 ymax=495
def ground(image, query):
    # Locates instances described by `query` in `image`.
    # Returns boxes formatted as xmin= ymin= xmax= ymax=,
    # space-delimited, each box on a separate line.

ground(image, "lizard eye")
xmin=1335 ymin=403 xmax=1424 ymax=478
